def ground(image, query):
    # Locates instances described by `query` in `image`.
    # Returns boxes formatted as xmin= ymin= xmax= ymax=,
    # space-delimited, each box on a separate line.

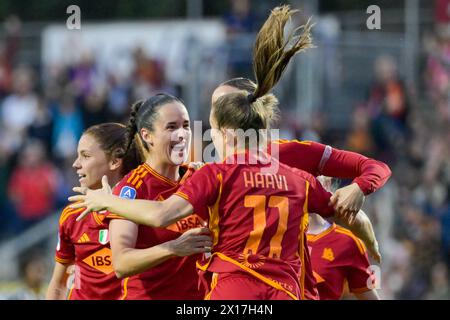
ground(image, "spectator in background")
xmin=223 ymin=0 xmax=258 ymax=78
xmin=132 ymin=47 xmax=176 ymax=99
xmin=0 ymin=141 xmax=13 ymax=239
xmin=0 ymin=15 xmax=21 ymax=99
xmin=6 ymin=249 xmax=47 ymax=300
xmin=366 ymin=55 xmax=409 ymax=162
xmin=69 ymin=50 xmax=100 ymax=100
xmin=27 ymin=97 xmax=54 ymax=155
xmin=80 ymin=85 xmax=109 ymax=129
xmin=8 ymin=140 xmax=59 ymax=232
xmin=346 ymin=106 xmax=375 ymax=156
xmin=426 ymin=262 xmax=450 ymax=299
xmin=224 ymin=0 xmax=257 ymax=36
xmin=51 ymin=89 xmax=83 ymax=161
xmin=106 ymin=73 xmax=130 ymax=122
xmin=0 ymin=66 xmax=39 ymax=155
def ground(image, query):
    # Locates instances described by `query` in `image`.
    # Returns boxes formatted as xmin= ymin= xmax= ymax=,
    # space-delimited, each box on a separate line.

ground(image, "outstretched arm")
xmin=69 ymin=176 xmax=193 ymax=227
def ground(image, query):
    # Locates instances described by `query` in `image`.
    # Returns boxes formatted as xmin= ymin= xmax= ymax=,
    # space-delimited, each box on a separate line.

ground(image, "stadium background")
xmin=0 ymin=0 xmax=448 ymax=300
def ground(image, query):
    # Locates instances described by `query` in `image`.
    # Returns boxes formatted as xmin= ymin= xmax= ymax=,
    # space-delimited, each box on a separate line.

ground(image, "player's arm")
xmin=46 ymin=262 xmax=71 ymax=300
xmin=281 ymin=141 xmax=391 ymax=220
xmin=354 ymin=289 xmax=380 ymax=300
xmin=110 ymin=220 xmax=211 ymax=278
xmin=324 ymin=147 xmax=391 ymax=222
xmin=69 ymin=176 xmax=194 ymax=227
xmin=319 ymin=145 xmax=392 ymax=195
xmin=332 ymin=210 xmax=381 ymax=263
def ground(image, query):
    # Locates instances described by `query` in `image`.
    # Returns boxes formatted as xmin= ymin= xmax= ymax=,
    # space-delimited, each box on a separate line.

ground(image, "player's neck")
xmin=307 ymin=213 xmax=332 ymax=235
xmin=107 ymin=173 xmax=122 ymax=188
xmin=145 ymin=158 xmax=180 ymax=182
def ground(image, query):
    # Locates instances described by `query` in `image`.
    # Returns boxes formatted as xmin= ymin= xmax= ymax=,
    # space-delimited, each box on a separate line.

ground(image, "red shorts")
xmin=208 ymin=272 xmax=294 ymax=300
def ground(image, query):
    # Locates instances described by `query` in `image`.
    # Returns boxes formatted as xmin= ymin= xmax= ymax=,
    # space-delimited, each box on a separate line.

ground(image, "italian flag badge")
xmin=99 ymin=229 xmax=109 ymax=245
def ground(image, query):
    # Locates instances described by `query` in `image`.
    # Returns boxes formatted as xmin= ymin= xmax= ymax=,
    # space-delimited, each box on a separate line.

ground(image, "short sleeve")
xmin=55 ymin=207 xmax=77 ymax=264
xmin=175 ymin=164 xmax=220 ymax=221
xmin=345 ymin=240 xmax=373 ymax=293
xmin=105 ymin=177 xmax=144 ymax=221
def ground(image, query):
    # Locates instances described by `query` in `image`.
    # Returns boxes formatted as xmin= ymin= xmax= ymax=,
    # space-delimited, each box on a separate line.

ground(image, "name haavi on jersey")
xmin=243 ymin=171 xmax=288 ymax=190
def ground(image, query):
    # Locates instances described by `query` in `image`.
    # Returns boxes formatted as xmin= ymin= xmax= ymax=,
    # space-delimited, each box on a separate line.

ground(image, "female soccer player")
xmin=308 ymin=212 xmax=379 ymax=299
xmin=46 ymin=123 xmax=209 ymax=300
xmin=307 ymin=177 xmax=379 ymax=300
xmin=211 ymin=79 xmax=391 ymax=221
xmin=95 ymin=94 xmax=211 ymax=300
xmin=70 ymin=5 xmax=371 ymax=300
xmin=210 ymin=80 xmax=388 ymax=300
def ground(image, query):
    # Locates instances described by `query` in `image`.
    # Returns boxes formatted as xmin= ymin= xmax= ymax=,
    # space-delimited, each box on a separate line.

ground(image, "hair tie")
xmin=247 ymin=93 xmax=255 ymax=103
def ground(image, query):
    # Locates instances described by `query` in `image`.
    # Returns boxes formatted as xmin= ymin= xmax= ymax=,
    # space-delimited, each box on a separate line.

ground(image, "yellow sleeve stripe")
xmin=67 ymin=287 xmax=74 ymax=300
xmin=55 ymin=256 xmax=73 ymax=264
xmin=107 ymin=214 xmax=126 ymax=220
xmin=335 ymin=227 xmax=366 ymax=255
xmin=120 ymin=278 xmax=129 ymax=300
xmin=126 ymin=166 xmax=144 ymax=184
xmin=298 ymin=180 xmax=310 ymax=300
xmin=59 ymin=207 xmax=85 ymax=225
xmin=272 ymin=139 xmax=312 ymax=146
xmin=135 ymin=180 xmax=143 ymax=189
xmin=174 ymin=191 xmax=190 ymax=201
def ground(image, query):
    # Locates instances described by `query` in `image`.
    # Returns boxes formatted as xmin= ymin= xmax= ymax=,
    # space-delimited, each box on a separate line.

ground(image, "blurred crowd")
xmin=0 ymin=0 xmax=449 ymax=299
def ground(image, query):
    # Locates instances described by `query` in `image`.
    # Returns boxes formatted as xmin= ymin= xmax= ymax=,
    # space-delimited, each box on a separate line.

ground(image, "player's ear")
xmin=222 ymin=128 xmax=234 ymax=144
xmin=140 ymin=128 xmax=154 ymax=147
xmin=109 ymin=157 xmax=123 ymax=171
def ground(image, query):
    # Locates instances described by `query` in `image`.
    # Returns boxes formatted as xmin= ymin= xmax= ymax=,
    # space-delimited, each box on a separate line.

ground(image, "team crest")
xmin=119 ymin=186 xmax=136 ymax=199
xmin=322 ymin=247 xmax=335 ymax=262
xmin=99 ymin=229 xmax=109 ymax=245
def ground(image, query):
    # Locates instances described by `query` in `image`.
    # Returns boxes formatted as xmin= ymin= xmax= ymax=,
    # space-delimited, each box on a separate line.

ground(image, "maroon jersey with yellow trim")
xmin=270 ymin=139 xmax=389 ymax=299
xmin=176 ymin=151 xmax=334 ymax=299
xmin=307 ymin=223 xmax=373 ymax=300
xmin=107 ymin=163 xmax=205 ymax=300
xmin=56 ymin=205 xmax=120 ymax=300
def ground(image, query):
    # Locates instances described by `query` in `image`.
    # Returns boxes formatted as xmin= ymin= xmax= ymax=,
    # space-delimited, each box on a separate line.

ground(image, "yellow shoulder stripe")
xmin=334 ymin=227 xmax=366 ymax=255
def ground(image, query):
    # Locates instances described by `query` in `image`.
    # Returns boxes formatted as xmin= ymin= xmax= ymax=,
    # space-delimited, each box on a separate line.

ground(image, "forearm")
xmin=46 ymin=263 xmax=70 ymax=300
xmin=113 ymin=242 xmax=177 ymax=278
xmin=46 ymin=281 xmax=67 ymax=300
xmin=322 ymin=149 xmax=392 ymax=195
xmin=105 ymin=196 xmax=166 ymax=227
xmin=335 ymin=210 xmax=377 ymax=249
xmin=352 ymin=160 xmax=392 ymax=195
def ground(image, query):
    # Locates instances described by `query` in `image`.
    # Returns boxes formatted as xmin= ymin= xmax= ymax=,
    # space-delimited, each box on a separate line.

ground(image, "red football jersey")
xmin=270 ymin=139 xmax=389 ymax=299
xmin=107 ymin=163 xmax=205 ymax=300
xmin=56 ymin=205 xmax=120 ymax=300
xmin=307 ymin=223 xmax=373 ymax=299
xmin=176 ymin=151 xmax=334 ymax=299
xmin=271 ymin=139 xmax=391 ymax=195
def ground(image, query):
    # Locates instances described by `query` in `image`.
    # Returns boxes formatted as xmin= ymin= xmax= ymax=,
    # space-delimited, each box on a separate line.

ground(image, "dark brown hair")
xmin=84 ymin=122 xmax=142 ymax=176
xmin=125 ymin=93 xmax=184 ymax=159
xmin=213 ymin=5 xmax=314 ymax=131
